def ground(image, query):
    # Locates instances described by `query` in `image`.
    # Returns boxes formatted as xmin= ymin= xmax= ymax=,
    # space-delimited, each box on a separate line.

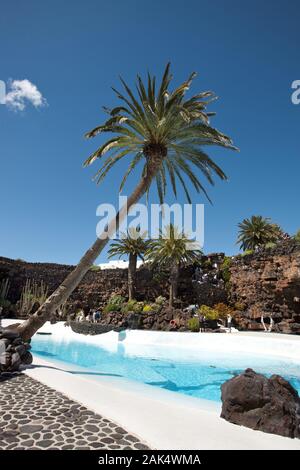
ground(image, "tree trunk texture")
xmin=128 ymin=253 xmax=137 ymax=301
xmin=169 ymin=262 xmax=179 ymax=307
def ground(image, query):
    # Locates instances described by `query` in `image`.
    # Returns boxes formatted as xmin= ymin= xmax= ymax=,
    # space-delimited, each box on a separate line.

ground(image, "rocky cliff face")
xmin=0 ymin=257 xmax=195 ymax=316
xmin=1 ymin=239 xmax=300 ymax=334
xmin=229 ymin=240 xmax=300 ymax=333
xmin=221 ymin=368 xmax=300 ymax=438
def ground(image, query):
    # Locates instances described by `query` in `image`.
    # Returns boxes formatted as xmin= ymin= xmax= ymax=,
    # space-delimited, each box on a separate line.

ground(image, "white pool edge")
xmin=24 ymin=354 xmax=300 ymax=450
xmin=8 ymin=319 xmax=300 ymax=361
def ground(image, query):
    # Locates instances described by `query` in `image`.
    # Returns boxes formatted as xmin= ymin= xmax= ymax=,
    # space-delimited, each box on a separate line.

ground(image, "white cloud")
xmin=5 ymin=79 xmax=47 ymax=111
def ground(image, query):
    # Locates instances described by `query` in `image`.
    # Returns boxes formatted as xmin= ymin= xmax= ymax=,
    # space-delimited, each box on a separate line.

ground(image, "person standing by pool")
xmin=227 ymin=313 xmax=232 ymax=333
xmin=199 ymin=313 xmax=203 ymax=332
xmin=76 ymin=309 xmax=85 ymax=322
xmin=93 ymin=309 xmax=101 ymax=323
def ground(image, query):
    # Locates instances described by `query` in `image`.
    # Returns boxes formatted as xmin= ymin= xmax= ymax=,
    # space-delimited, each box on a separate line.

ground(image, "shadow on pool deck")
xmin=27 ymin=363 xmax=123 ymax=378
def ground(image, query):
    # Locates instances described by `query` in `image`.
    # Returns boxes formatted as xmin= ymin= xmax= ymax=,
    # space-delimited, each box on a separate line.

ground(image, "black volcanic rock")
xmin=0 ymin=329 xmax=32 ymax=372
xmin=221 ymin=368 xmax=300 ymax=439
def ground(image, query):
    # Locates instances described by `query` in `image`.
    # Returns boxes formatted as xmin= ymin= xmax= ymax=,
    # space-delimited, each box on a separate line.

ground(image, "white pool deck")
xmin=3 ymin=320 xmax=300 ymax=450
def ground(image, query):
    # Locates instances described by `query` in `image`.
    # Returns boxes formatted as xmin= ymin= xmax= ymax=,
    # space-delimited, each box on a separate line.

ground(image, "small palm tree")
xmin=146 ymin=225 xmax=202 ymax=307
xmin=294 ymin=229 xmax=300 ymax=243
xmin=108 ymin=228 xmax=148 ymax=300
xmin=18 ymin=64 xmax=236 ymax=341
xmin=237 ymin=216 xmax=281 ymax=251
xmin=271 ymin=223 xmax=286 ymax=240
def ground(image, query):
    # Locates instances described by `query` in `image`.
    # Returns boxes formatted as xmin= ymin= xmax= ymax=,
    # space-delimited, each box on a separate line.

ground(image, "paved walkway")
xmin=0 ymin=373 xmax=150 ymax=450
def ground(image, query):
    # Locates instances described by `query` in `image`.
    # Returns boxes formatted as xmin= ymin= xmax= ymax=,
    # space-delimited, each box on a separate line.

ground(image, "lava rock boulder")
xmin=0 ymin=329 xmax=32 ymax=372
xmin=221 ymin=368 xmax=300 ymax=439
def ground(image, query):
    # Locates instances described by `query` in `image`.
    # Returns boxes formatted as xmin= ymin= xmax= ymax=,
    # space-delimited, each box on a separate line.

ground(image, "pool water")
xmin=31 ymin=336 xmax=300 ymax=402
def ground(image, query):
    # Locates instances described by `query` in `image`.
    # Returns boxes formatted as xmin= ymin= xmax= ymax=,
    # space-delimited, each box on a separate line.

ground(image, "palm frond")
xmin=85 ymin=63 xmax=238 ymax=203
xmin=108 ymin=228 xmax=149 ymax=259
xmin=237 ymin=216 xmax=282 ymax=251
xmin=145 ymin=224 xmax=202 ymax=267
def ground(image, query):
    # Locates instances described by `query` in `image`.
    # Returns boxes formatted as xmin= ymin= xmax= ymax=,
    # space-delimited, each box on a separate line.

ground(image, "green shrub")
xmin=155 ymin=295 xmax=166 ymax=305
xmin=133 ymin=301 xmax=145 ymax=313
xmin=121 ymin=300 xmax=145 ymax=314
xmin=202 ymin=259 xmax=213 ymax=269
xmin=213 ymin=303 xmax=235 ymax=320
xmin=109 ymin=294 xmax=125 ymax=307
xmin=187 ymin=317 xmax=200 ymax=332
xmin=198 ymin=305 xmax=219 ymax=320
xmin=241 ymin=249 xmax=254 ymax=257
xmin=103 ymin=294 xmax=125 ymax=313
xmin=220 ymin=257 xmax=232 ymax=284
xmin=103 ymin=303 xmax=119 ymax=314
xmin=142 ymin=304 xmax=153 ymax=313
xmin=265 ymin=242 xmax=277 ymax=249
xmin=90 ymin=265 xmax=101 ymax=271
xmin=295 ymin=229 xmax=300 ymax=243
xmin=121 ymin=299 xmax=137 ymax=313
xmin=234 ymin=302 xmax=246 ymax=311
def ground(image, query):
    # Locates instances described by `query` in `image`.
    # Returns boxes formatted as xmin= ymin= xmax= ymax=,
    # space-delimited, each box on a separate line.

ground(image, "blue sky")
xmin=0 ymin=0 xmax=299 ymax=264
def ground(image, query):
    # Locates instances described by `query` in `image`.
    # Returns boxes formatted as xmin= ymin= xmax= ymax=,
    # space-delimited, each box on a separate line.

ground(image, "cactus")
xmin=19 ymin=279 xmax=48 ymax=317
xmin=0 ymin=278 xmax=10 ymax=306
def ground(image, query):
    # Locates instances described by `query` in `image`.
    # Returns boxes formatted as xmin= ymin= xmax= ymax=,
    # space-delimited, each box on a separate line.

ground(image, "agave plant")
xmin=108 ymin=228 xmax=148 ymax=300
xmin=146 ymin=225 xmax=202 ymax=307
xmin=18 ymin=64 xmax=237 ymax=341
xmin=237 ymin=216 xmax=282 ymax=251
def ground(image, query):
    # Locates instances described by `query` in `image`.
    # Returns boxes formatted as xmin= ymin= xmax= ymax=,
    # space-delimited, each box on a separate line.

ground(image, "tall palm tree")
xmin=108 ymin=228 xmax=148 ymax=300
xmin=18 ymin=63 xmax=237 ymax=341
xmin=237 ymin=216 xmax=281 ymax=251
xmin=146 ymin=225 xmax=202 ymax=307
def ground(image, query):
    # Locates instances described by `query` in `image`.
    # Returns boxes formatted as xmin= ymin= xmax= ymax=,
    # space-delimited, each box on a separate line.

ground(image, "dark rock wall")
xmin=1 ymin=239 xmax=300 ymax=334
xmin=229 ymin=240 xmax=300 ymax=333
xmin=68 ymin=307 xmax=195 ymax=334
xmin=0 ymin=258 xmax=73 ymax=305
xmin=0 ymin=257 xmax=195 ymax=315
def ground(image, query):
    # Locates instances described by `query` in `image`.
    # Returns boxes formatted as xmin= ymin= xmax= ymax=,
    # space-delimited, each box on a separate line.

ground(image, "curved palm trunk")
xmin=169 ymin=262 xmax=179 ymax=308
xmin=128 ymin=253 xmax=137 ymax=301
xmin=18 ymin=157 xmax=162 ymax=341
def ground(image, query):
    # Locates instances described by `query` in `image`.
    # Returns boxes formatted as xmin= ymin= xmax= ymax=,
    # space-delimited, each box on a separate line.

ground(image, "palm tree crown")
xmin=84 ymin=63 xmax=237 ymax=203
xmin=108 ymin=228 xmax=148 ymax=300
xmin=146 ymin=225 xmax=202 ymax=267
xmin=237 ymin=216 xmax=281 ymax=251
xmin=108 ymin=228 xmax=148 ymax=260
xmin=146 ymin=225 xmax=202 ymax=306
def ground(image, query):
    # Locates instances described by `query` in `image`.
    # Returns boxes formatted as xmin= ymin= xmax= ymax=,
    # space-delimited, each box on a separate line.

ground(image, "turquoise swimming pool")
xmin=31 ymin=335 xmax=300 ymax=402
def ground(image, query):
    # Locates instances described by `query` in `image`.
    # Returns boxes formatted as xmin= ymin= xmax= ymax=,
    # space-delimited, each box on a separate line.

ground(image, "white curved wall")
xmin=4 ymin=320 xmax=300 ymax=362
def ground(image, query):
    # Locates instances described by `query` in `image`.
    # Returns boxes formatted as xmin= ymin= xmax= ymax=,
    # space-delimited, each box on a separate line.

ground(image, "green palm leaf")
xmin=85 ymin=63 xmax=238 ymax=202
xmin=237 ymin=216 xmax=282 ymax=251
xmin=145 ymin=224 xmax=202 ymax=267
xmin=108 ymin=228 xmax=148 ymax=259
